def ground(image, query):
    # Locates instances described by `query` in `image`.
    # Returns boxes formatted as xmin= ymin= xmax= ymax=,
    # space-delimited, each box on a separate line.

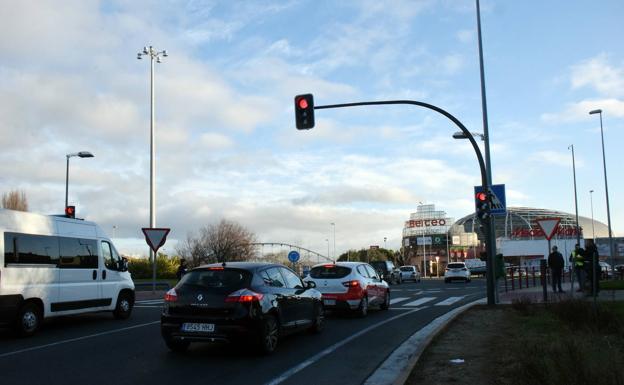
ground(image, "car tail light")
xmin=208 ymin=267 xmax=224 ymax=270
xmin=342 ymin=280 xmax=364 ymax=299
xmin=323 ymin=264 xmax=335 ymax=268
xmin=225 ymin=289 xmax=264 ymax=303
xmin=342 ymin=280 xmax=360 ymax=288
xmin=164 ymin=288 xmax=178 ymax=302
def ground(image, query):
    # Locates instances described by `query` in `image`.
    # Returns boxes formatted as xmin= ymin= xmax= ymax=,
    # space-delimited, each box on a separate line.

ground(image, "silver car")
xmin=444 ymin=262 xmax=471 ymax=283
xmin=399 ymin=265 xmax=421 ymax=282
xmin=304 ymin=262 xmax=390 ymax=317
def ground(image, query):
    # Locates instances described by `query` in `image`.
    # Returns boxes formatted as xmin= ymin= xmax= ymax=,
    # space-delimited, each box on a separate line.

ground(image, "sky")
xmin=1 ymin=0 xmax=623 ymax=258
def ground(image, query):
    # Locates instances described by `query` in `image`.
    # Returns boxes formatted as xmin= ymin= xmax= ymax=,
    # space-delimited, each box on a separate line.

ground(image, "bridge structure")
xmin=250 ymin=242 xmax=332 ymax=265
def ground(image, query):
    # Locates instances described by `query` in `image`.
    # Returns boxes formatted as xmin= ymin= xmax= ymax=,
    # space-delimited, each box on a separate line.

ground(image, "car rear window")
xmin=178 ymin=268 xmax=252 ymax=293
xmin=370 ymin=261 xmax=387 ymax=271
xmin=447 ymin=263 xmax=465 ymax=269
xmin=310 ymin=265 xmax=351 ymax=279
xmin=400 ymin=267 xmax=414 ymax=272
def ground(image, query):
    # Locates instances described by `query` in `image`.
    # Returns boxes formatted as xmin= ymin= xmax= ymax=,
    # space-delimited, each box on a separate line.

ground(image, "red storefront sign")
xmin=405 ymin=219 xmax=448 ymax=228
xmin=511 ymin=226 xmax=580 ymax=239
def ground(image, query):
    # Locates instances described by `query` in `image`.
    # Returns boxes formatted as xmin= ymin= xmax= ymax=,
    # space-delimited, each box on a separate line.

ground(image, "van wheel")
xmin=257 ymin=315 xmax=279 ymax=354
xmin=16 ymin=302 xmax=42 ymax=337
xmin=113 ymin=292 xmax=133 ymax=320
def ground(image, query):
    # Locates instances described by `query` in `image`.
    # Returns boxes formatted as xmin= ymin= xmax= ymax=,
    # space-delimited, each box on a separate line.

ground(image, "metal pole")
xmin=65 ymin=155 xmax=70 ymax=209
xmin=331 ymin=223 xmax=336 ymax=259
xmin=590 ymin=190 xmax=595 ymax=239
xmin=150 ymin=47 xmax=157 ymax=293
xmin=476 ymin=0 xmax=496 ymax=305
xmin=598 ymin=112 xmax=615 ymax=274
xmin=569 ymin=145 xmax=581 ymax=245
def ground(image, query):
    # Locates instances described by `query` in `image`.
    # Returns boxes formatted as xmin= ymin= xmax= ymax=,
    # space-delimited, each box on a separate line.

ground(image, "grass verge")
xmin=600 ymin=280 xmax=624 ymax=290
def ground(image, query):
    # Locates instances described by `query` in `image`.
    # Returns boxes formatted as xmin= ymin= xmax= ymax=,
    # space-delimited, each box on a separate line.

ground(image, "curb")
xmin=363 ymin=297 xmax=487 ymax=385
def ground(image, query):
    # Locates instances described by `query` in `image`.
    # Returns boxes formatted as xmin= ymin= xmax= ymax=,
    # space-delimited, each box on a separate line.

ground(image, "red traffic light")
xmin=476 ymin=192 xmax=488 ymax=202
xmin=65 ymin=205 xmax=76 ymax=218
xmin=297 ymin=98 xmax=309 ymax=109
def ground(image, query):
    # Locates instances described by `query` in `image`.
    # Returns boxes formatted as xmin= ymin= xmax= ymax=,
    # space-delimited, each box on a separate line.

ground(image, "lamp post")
xmin=65 ymin=151 xmax=94 ymax=210
xmin=589 ymin=109 xmax=615 ymax=273
xmin=330 ymin=222 xmax=336 ymax=260
xmin=590 ymin=190 xmax=596 ymax=239
xmin=568 ymin=144 xmax=581 ymax=246
xmin=325 ymin=239 xmax=330 ymax=261
xmin=138 ymin=46 xmax=168 ymax=292
xmin=384 ymin=237 xmax=387 ymax=250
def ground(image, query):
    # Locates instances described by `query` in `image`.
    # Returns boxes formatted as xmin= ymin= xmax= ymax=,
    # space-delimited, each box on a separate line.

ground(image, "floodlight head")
xmin=452 ymin=131 xmax=467 ymax=139
xmin=77 ymin=151 xmax=94 ymax=158
xmin=137 ymin=53 xmax=142 ymax=60
xmin=143 ymin=46 xmax=149 ymax=54
xmin=156 ymin=57 xmax=162 ymax=63
xmin=589 ymin=109 xmax=602 ymax=115
xmin=162 ymin=50 xmax=168 ymax=57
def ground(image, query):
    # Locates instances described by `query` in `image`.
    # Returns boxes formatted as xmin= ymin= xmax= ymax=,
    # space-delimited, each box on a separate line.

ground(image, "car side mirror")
xmin=306 ymin=281 xmax=316 ymax=289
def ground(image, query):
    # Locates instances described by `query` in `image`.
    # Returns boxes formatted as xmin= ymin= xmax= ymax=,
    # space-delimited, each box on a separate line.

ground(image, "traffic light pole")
xmin=313 ymin=99 xmax=496 ymax=305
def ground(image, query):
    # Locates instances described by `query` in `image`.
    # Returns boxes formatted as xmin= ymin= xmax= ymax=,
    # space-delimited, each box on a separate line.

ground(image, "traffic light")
xmin=294 ymin=94 xmax=315 ymax=129
xmin=65 ymin=205 xmax=76 ymax=218
xmin=475 ymin=191 xmax=490 ymax=221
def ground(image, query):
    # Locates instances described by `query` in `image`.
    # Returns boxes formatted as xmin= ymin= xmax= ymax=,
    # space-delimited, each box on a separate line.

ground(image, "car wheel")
xmin=309 ymin=304 xmax=324 ymax=334
xmin=15 ymin=302 xmax=42 ymax=337
xmin=165 ymin=337 xmax=190 ymax=352
xmin=380 ymin=291 xmax=390 ymax=310
xmin=356 ymin=296 xmax=368 ymax=318
xmin=113 ymin=292 xmax=134 ymax=320
xmin=257 ymin=315 xmax=279 ymax=354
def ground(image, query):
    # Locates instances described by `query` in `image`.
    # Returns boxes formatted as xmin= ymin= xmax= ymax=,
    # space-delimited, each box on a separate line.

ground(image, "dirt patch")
xmin=405 ymin=306 xmax=522 ymax=385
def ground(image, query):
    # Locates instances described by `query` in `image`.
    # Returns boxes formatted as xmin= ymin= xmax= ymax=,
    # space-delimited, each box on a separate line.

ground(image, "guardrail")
xmin=503 ymin=265 xmax=621 ymax=292
xmin=133 ymin=282 xmax=171 ymax=291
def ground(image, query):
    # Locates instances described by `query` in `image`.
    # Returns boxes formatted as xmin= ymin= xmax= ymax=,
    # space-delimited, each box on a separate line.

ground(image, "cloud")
xmin=529 ymin=150 xmax=576 ymax=168
xmin=541 ymin=98 xmax=624 ymax=123
xmin=570 ymin=54 xmax=624 ymax=97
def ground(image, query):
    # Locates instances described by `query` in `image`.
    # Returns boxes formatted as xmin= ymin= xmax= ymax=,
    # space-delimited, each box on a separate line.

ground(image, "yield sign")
xmin=535 ymin=218 xmax=561 ymax=241
xmin=142 ymin=228 xmax=171 ymax=253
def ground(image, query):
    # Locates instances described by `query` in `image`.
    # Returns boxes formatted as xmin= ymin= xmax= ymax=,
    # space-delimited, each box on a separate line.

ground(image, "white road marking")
xmin=134 ymin=305 xmax=162 ymax=308
xmin=264 ymin=307 xmax=428 ymax=385
xmin=434 ymin=296 xmax=465 ymax=306
xmin=403 ymin=297 xmax=436 ymax=307
xmin=135 ymin=299 xmax=163 ymax=305
xmin=389 ymin=297 xmax=410 ymax=305
xmin=0 ymin=321 xmax=160 ymax=358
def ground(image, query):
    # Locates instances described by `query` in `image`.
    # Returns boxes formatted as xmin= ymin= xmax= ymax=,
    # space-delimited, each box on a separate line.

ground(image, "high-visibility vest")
xmin=571 ymin=251 xmax=584 ymax=267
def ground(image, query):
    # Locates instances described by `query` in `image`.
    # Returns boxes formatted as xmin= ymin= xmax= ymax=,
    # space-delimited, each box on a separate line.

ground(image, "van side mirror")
xmin=119 ymin=257 xmax=129 ymax=272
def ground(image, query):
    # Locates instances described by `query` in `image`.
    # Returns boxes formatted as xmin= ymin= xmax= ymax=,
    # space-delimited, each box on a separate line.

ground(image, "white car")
xmin=399 ymin=265 xmax=421 ymax=282
xmin=304 ymin=262 xmax=390 ymax=317
xmin=444 ymin=262 xmax=471 ymax=283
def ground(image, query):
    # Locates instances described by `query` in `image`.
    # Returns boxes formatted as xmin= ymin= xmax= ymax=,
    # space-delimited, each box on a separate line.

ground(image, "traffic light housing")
xmin=475 ymin=191 xmax=490 ymax=221
xmin=65 ymin=205 xmax=76 ymax=218
xmin=294 ymin=94 xmax=315 ymax=129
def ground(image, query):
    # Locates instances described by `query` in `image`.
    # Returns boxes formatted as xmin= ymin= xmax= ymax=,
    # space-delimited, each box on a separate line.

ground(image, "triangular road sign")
xmin=142 ymin=228 xmax=171 ymax=253
xmin=535 ymin=218 xmax=561 ymax=241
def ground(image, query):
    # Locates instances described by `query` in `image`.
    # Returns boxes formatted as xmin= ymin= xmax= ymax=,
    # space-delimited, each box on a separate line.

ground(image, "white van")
xmin=0 ymin=208 xmax=135 ymax=336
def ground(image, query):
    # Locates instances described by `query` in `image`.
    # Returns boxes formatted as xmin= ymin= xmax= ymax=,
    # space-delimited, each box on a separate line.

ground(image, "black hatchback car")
xmin=161 ymin=262 xmax=324 ymax=354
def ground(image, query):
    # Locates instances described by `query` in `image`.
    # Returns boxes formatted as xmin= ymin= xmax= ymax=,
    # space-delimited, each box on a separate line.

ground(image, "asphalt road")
xmin=0 ymin=279 xmax=486 ymax=385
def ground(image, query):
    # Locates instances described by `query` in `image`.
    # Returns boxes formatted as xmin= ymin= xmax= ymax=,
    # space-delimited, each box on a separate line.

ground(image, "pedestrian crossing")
xmin=390 ymin=295 xmax=467 ymax=308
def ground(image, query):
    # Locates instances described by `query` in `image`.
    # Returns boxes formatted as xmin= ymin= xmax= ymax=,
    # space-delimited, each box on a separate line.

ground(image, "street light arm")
xmin=315 ymin=100 xmax=488 ymax=188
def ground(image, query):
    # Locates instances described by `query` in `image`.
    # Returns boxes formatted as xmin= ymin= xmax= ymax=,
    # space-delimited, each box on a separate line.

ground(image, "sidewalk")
xmin=498 ymin=283 xmax=624 ymax=304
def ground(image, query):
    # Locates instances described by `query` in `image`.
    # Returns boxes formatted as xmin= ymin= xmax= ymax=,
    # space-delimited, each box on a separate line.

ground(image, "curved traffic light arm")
xmin=314 ymin=100 xmax=487 ymax=189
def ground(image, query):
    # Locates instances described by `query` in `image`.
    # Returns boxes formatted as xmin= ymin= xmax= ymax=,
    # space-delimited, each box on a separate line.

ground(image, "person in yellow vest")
xmin=569 ymin=243 xmax=586 ymax=292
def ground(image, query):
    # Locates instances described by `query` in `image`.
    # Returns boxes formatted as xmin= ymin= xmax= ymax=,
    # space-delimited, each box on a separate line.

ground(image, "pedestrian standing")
xmin=569 ymin=244 xmax=585 ymax=292
xmin=548 ymin=246 xmax=565 ymax=293
xmin=176 ymin=259 xmax=188 ymax=281
xmin=585 ymin=240 xmax=600 ymax=296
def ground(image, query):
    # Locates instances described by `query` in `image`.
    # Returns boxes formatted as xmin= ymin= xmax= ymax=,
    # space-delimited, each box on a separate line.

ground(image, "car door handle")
xmin=102 ymin=270 xmax=107 ymax=280
xmin=92 ymin=270 xmax=97 ymax=280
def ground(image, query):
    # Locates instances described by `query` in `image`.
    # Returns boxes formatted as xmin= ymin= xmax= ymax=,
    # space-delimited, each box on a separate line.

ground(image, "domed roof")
xmin=451 ymin=207 xmax=610 ymax=240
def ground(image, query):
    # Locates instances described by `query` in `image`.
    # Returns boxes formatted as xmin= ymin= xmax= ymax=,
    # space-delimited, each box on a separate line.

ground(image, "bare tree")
xmin=176 ymin=219 xmax=257 ymax=266
xmin=2 ymin=190 xmax=29 ymax=211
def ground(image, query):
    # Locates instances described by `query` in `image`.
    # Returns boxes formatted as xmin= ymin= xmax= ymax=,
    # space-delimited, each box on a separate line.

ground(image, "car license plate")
xmin=323 ymin=299 xmax=336 ymax=306
xmin=181 ymin=323 xmax=215 ymax=333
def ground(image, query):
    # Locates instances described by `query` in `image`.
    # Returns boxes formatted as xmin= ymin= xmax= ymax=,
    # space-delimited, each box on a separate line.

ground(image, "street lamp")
xmin=589 ymin=109 xmax=615 ymax=272
xmin=568 ymin=145 xmax=581 ymax=246
xmin=325 ymin=239 xmax=330 ymax=261
xmin=384 ymin=237 xmax=387 ymax=250
xmin=330 ymin=222 xmax=336 ymax=260
xmin=138 ymin=45 xmax=168 ymax=292
xmin=589 ymin=190 xmax=596 ymax=239
xmin=65 ymin=151 xmax=94 ymax=210
xmin=452 ymin=131 xmax=485 ymax=141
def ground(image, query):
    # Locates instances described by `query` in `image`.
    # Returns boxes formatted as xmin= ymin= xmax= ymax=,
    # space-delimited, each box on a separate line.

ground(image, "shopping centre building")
xmin=402 ymin=205 xmax=620 ymax=273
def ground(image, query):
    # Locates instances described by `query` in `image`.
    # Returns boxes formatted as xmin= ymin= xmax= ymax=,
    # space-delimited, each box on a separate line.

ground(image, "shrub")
xmin=128 ymin=254 xmax=181 ymax=279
